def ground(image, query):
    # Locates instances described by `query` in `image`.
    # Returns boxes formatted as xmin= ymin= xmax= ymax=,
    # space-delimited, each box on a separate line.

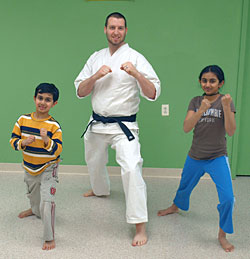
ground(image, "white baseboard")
xmin=0 ymin=163 xmax=210 ymax=179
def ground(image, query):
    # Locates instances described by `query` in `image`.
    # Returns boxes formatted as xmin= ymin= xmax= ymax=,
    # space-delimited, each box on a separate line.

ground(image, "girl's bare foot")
xmin=18 ymin=208 xmax=33 ymax=218
xmin=132 ymin=223 xmax=147 ymax=246
xmin=83 ymin=190 xmax=96 ymax=197
xmin=218 ymin=228 xmax=234 ymax=252
xmin=42 ymin=240 xmax=56 ymax=250
xmin=157 ymin=204 xmax=179 ymax=216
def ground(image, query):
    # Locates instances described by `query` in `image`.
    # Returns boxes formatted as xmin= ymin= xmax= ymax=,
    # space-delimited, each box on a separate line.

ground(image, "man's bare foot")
xmin=42 ymin=240 xmax=56 ymax=250
xmin=157 ymin=203 xmax=179 ymax=216
xmin=83 ymin=190 xmax=109 ymax=197
xmin=18 ymin=208 xmax=34 ymax=218
xmin=218 ymin=228 xmax=234 ymax=252
xmin=132 ymin=223 xmax=147 ymax=246
xmin=83 ymin=190 xmax=96 ymax=197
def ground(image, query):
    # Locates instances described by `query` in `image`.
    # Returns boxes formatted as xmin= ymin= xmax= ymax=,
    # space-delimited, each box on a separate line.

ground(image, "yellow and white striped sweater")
xmin=10 ymin=112 xmax=62 ymax=175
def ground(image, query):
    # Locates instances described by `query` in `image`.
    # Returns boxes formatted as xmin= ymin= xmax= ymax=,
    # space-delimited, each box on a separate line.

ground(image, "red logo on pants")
xmin=50 ymin=187 xmax=56 ymax=195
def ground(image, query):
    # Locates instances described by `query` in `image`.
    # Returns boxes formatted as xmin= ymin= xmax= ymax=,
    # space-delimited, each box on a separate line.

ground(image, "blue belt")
xmin=81 ymin=112 xmax=136 ymax=141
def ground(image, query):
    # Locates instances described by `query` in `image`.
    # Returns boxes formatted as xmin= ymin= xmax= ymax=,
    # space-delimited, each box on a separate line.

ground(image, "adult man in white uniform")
xmin=74 ymin=12 xmax=160 ymax=246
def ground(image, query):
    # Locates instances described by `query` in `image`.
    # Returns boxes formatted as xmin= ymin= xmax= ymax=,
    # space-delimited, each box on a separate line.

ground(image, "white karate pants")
xmin=84 ymin=130 xmax=148 ymax=224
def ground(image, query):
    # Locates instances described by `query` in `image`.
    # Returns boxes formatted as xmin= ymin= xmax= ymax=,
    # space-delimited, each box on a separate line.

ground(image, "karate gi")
xmin=75 ymin=43 xmax=161 ymax=223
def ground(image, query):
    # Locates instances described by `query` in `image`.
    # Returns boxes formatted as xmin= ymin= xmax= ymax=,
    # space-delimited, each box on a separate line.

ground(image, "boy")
xmin=10 ymin=83 xmax=62 ymax=250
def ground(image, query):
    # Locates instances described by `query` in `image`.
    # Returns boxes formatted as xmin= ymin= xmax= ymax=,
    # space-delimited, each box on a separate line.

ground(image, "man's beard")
xmin=107 ymin=35 xmax=126 ymax=47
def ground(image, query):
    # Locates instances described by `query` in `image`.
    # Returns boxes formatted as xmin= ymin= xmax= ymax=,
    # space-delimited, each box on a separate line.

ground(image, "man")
xmin=74 ymin=12 xmax=160 ymax=246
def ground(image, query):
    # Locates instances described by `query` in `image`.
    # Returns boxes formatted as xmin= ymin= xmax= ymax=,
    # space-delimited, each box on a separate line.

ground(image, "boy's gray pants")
xmin=24 ymin=163 xmax=58 ymax=241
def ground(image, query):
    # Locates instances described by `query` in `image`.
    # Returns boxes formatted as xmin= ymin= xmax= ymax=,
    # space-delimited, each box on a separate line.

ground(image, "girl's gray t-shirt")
xmin=188 ymin=95 xmax=236 ymax=160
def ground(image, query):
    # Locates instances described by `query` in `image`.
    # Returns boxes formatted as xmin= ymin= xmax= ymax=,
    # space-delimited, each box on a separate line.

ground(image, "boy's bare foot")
xmin=18 ymin=208 xmax=34 ymax=218
xmin=42 ymin=240 xmax=56 ymax=250
xmin=132 ymin=223 xmax=147 ymax=246
xmin=157 ymin=204 xmax=179 ymax=216
xmin=218 ymin=228 xmax=234 ymax=252
xmin=83 ymin=190 xmax=96 ymax=197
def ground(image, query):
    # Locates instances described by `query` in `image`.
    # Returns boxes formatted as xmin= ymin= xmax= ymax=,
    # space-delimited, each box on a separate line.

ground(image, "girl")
xmin=158 ymin=65 xmax=236 ymax=252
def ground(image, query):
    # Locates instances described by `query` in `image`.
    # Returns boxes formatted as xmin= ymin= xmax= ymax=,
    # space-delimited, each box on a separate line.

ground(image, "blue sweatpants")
xmin=173 ymin=155 xmax=234 ymax=234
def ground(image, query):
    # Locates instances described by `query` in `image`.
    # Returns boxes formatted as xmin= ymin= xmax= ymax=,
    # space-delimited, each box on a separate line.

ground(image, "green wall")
xmin=232 ymin=0 xmax=250 ymax=176
xmin=0 ymin=0 xmax=247 ymax=174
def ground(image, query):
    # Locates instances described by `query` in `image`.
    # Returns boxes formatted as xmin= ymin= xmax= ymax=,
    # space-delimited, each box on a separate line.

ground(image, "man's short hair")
xmin=34 ymin=83 xmax=59 ymax=102
xmin=105 ymin=12 xmax=127 ymax=28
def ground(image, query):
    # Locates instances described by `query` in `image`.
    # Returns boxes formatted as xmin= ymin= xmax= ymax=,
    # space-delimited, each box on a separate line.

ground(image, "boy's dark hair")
xmin=199 ymin=65 xmax=225 ymax=83
xmin=34 ymin=83 xmax=59 ymax=102
xmin=105 ymin=12 xmax=127 ymax=28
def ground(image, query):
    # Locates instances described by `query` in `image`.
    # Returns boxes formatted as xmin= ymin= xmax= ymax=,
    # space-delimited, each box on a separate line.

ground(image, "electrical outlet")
xmin=162 ymin=104 xmax=169 ymax=116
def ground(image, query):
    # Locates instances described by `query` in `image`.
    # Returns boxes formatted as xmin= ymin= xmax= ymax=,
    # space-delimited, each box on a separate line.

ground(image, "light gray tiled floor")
xmin=0 ymin=166 xmax=249 ymax=259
